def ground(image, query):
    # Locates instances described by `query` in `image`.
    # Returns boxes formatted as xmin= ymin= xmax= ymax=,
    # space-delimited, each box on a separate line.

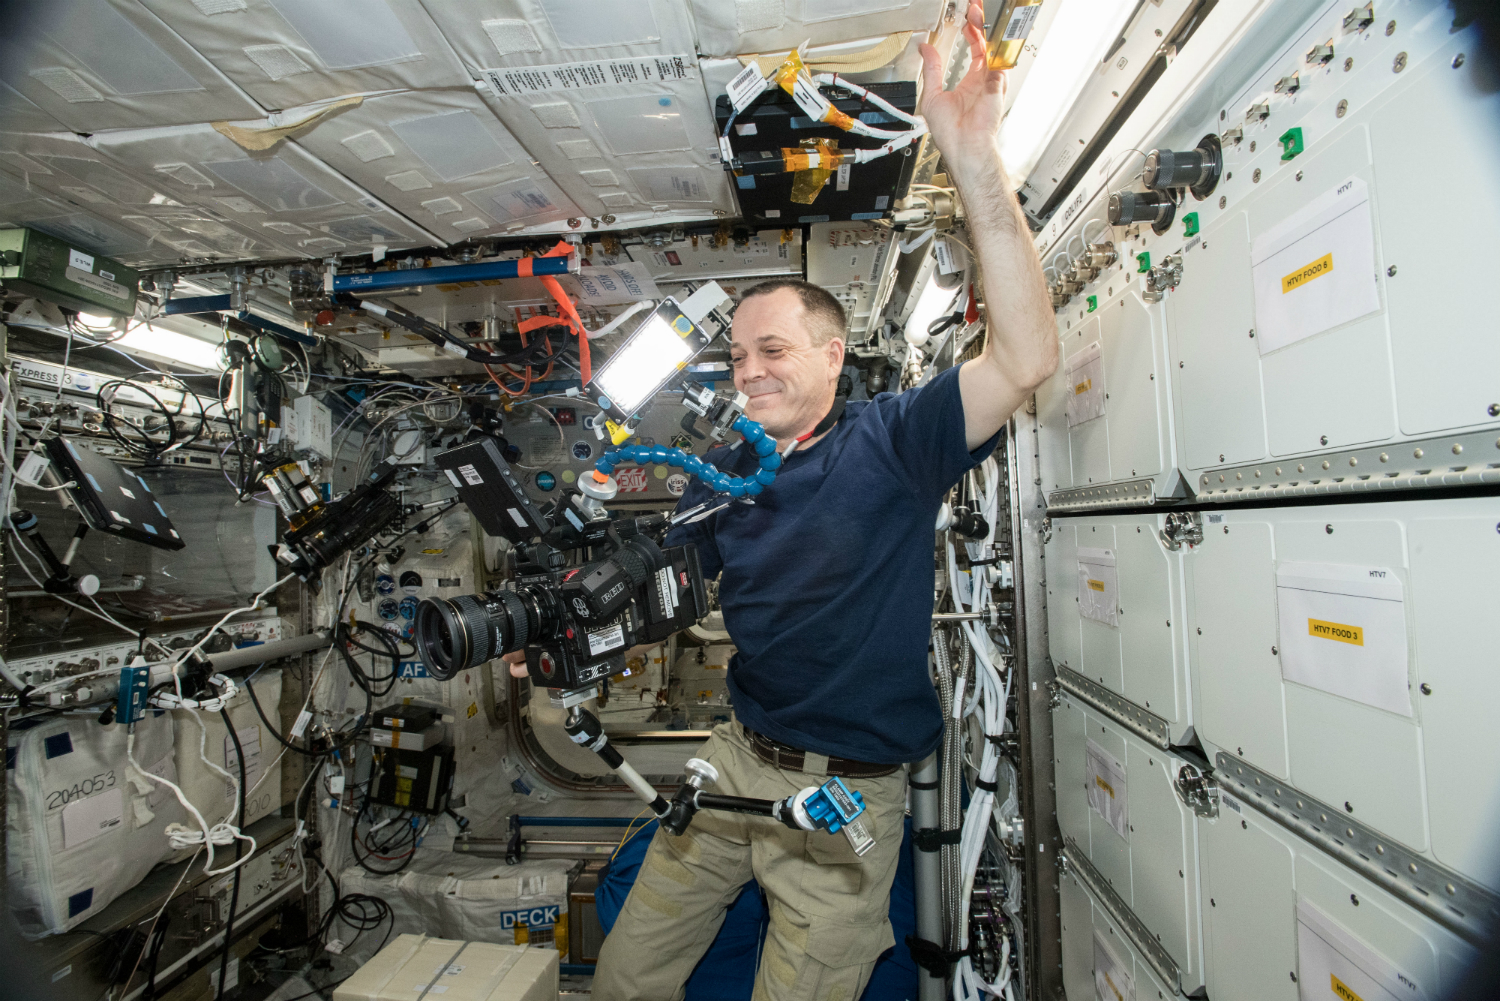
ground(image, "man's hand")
xmin=916 ymin=0 xmax=1058 ymax=449
xmin=503 ymin=650 xmax=528 ymax=678
xmin=917 ymin=1 xmax=1006 ymax=182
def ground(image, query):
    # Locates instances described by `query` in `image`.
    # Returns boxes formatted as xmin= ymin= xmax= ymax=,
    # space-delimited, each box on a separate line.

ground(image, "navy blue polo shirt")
xmin=663 ymin=366 xmax=1000 ymax=764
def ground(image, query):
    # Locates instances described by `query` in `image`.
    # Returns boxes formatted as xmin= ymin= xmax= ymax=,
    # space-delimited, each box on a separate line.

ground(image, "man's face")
xmin=729 ymin=288 xmax=844 ymax=441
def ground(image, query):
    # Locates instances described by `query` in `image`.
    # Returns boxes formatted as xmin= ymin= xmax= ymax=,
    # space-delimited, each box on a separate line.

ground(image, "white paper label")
xmin=587 ymin=622 xmax=625 ymax=655
xmin=791 ymin=76 xmax=831 ymax=122
xmin=507 ymin=507 xmax=527 ymax=528
xmin=569 ymin=263 xmax=660 ymax=306
xmin=727 ymin=62 xmax=770 ymax=112
xmin=442 ymin=339 xmax=469 ymax=357
xmin=1085 ymin=738 xmax=1128 ymax=840
xmin=734 ymin=123 xmax=758 ymax=136
xmin=444 ymin=468 xmax=462 ymax=488
xmin=1077 ymin=546 xmax=1118 ymax=628
xmin=61 ymin=787 xmax=124 ymax=849
xmin=290 ymin=709 xmax=313 ymax=738
xmin=64 ymin=266 xmax=130 ymax=301
xmin=1064 ymin=341 xmax=1105 ymax=427
xmin=836 ymin=162 xmax=851 ymax=192
xmin=68 ymin=248 xmax=93 ymax=272
xmin=1251 ymin=176 xmax=1381 ymax=355
xmin=1093 ymin=930 xmax=1134 ymax=1001
xmin=458 ymin=463 xmax=484 ymax=486
xmin=1297 ymin=900 xmax=1427 ymax=1001
xmin=483 ymin=56 xmax=692 ymax=96
xmin=718 ymin=134 xmax=733 ymax=163
xmin=1004 ymin=5 xmax=1041 ymax=42
xmin=1275 ymin=561 xmax=1410 ymax=716
xmin=17 ymin=451 xmax=49 ymax=485
xmin=933 ymin=237 xmax=957 ymax=275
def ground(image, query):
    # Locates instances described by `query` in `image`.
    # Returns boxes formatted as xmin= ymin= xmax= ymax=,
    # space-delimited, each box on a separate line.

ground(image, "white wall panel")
xmin=1044 ymin=514 xmax=1191 ymax=737
xmin=90 ymin=125 xmax=438 ymax=259
xmin=0 ymin=0 xmax=262 ymax=132
xmin=1201 ymin=789 xmax=1480 ymax=1001
xmin=1184 ymin=496 xmax=1500 ymax=893
xmin=688 ymin=0 xmax=942 ymax=58
xmin=1054 ymin=693 xmax=1206 ymax=992
xmin=138 ymin=0 xmax=470 ymax=110
xmin=421 ymin=0 xmax=699 ymax=73
xmin=292 ymin=89 xmax=579 ymax=241
xmin=1058 ymin=865 xmax=1189 ymax=1001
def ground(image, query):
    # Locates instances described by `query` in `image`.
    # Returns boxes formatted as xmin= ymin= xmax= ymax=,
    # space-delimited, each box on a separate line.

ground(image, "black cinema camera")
xmin=413 ymin=437 xmax=708 ymax=693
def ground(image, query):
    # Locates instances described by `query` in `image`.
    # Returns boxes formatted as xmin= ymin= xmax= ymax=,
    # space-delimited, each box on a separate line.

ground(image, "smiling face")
xmin=729 ymin=286 xmax=845 ymax=442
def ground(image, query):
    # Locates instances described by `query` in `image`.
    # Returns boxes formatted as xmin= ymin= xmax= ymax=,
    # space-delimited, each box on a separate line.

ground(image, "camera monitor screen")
xmin=44 ymin=436 xmax=185 ymax=551
xmin=435 ymin=436 xmax=550 ymax=544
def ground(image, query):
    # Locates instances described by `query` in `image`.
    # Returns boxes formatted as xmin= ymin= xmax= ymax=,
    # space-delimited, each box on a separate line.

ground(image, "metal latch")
xmin=1040 ymin=516 xmax=1053 ymax=545
xmin=1174 ymin=763 xmax=1219 ymax=818
xmin=1141 ymin=253 xmax=1183 ymax=303
xmin=1157 ymin=511 xmax=1202 ymax=551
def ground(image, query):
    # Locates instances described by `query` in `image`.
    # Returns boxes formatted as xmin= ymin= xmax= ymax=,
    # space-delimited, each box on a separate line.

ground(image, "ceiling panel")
xmin=688 ymin=0 xmax=943 ymax=58
xmin=138 ymin=0 xmax=471 ymax=110
xmin=0 ymin=0 xmax=263 ymax=131
xmin=292 ymin=88 xmax=581 ymax=242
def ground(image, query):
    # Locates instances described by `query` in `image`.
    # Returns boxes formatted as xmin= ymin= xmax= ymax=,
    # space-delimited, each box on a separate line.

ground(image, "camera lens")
xmin=415 ymin=591 xmax=531 ymax=680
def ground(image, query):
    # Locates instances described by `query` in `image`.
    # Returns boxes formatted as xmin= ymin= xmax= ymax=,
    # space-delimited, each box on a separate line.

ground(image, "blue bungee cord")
xmin=593 ymin=414 xmax=782 ymax=498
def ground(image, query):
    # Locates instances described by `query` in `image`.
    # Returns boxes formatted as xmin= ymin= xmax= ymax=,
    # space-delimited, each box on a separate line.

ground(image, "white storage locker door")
xmin=1032 ymin=333 xmax=1073 ymax=497
xmin=1045 ymin=515 xmax=1190 ymax=735
xmin=169 ymin=669 xmax=284 ymax=851
xmin=0 ymin=130 xmax=242 ymax=266
xmin=1038 ymin=285 xmax=1176 ymax=507
xmin=1053 ymin=693 xmax=1206 ymax=993
xmin=1058 ymin=868 xmax=1190 ymax=1001
xmin=292 ymin=89 xmax=579 ymax=241
xmin=0 ymin=0 xmax=261 ymax=133
xmin=688 ymin=0 xmax=942 ymax=59
xmin=6 ymin=710 xmax=184 ymax=937
xmin=137 ymin=0 xmax=468 ymax=110
xmin=1187 ymin=497 xmax=1500 ymax=894
xmin=1163 ymin=14 xmax=1498 ymax=498
xmin=90 ymin=124 xmax=437 ymax=258
xmin=1202 ymin=790 xmax=1480 ymax=1001
xmin=0 ymin=80 xmax=68 ymax=134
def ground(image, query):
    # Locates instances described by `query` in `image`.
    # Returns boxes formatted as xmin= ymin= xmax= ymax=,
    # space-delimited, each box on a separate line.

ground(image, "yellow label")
xmin=467 ymin=701 xmax=479 ymax=718
xmin=420 ymin=548 xmax=445 ymax=555
xmin=396 ymin=777 xmax=413 ymax=792
xmin=1073 ymin=378 xmax=1092 ymax=395
xmin=1103 ymin=972 xmax=1125 ymax=1001
xmin=1309 ymin=618 xmax=1364 ymax=646
xmin=1331 ymin=974 xmax=1365 ymax=1001
xmin=1282 ymin=252 xmax=1334 ymax=292
xmin=1087 ymin=579 xmax=1106 ymax=592
xmin=1094 ymin=775 xmax=1115 ymax=799
xmin=394 ymin=791 xmax=410 ymax=807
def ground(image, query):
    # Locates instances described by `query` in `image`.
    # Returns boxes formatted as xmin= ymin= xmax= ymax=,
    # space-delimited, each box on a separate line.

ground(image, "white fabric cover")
xmin=0 ymin=0 xmax=261 ymax=132
xmin=697 ymin=34 xmax=927 ymax=98
xmin=689 ymin=0 xmax=943 ymax=58
xmin=337 ymin=853 xmax=574 ymax=968
xmin=419 ymin=0 xmax=700 ymax=73
xmin=0 ymin=82 xmax=68 ymax=135
xmin=168 ymin=669 xmax=285 ymax=861
xmin=293 ymin=89 xmax=579 ymax=240
xmin=138 ymin=0 xmax=472 ymax=110
xmin=89 ymin=123 xmax=439 ymax=256
xmin=0 ymin=129 xmax=279 ymax=266
xmin=6 ymin=710 xmax=184 ymax=937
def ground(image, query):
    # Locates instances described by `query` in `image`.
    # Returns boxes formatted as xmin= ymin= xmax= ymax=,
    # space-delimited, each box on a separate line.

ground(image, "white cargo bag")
xmin=169 ymin=668 xmax=284 ymax=856
xmin=6 ymin=710 xmax=183 ymax=936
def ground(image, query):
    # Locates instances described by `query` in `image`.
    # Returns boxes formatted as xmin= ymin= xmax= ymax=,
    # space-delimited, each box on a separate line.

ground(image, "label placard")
xmin=1276 ymin=561 xmax=1409 ymax=716
xmin=1085 ymin=738 xmax=1128 ymax=840
xmin=1064 ymin=341 xmax=1104 ymax=427
xmin=1282 ymin=252 xmax=1334 ymax=293
xmin=1077 ymin=546 xmax=1118 ymax=628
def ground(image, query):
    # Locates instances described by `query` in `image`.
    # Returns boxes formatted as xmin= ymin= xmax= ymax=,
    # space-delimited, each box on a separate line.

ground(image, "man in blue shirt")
xmin=512 ymin=5 xmax=1055 ymax=997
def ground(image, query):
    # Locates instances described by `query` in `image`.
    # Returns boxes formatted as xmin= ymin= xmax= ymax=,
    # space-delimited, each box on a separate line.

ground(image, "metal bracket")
xmin=1173 ymin=762 xmax=1218 ymax=818
xmin=1157 ymin=511 xmax=1203 ymax=552
xmin=1214 ymin=752 xmax=1500 ymax=945
xmin=1060 ymin=837 xmax=1181 ymax=992
xmin=1054 ymin=665 xmax=1171 ymax=750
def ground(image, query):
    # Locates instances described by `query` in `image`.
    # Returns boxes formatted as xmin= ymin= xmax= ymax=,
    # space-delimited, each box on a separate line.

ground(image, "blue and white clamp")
xmin=781 ymin=776 xmax=877 ymax=856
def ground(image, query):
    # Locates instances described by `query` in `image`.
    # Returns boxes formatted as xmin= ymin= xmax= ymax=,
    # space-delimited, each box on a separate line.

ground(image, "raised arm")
xmin=918 ymin=0 xmax=1059 ymax=450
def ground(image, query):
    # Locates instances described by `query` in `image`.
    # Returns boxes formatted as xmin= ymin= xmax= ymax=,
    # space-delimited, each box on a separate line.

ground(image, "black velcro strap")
xmin=913 ymin=827 xmax=963 ymax=853
xmin=905 ymin=935 xmax=971 ymax=976
xmin=975 ymin=777 xmax=999 ymax=792
xmin=908 ymin=778 xmax=939 ymax=791
xmin=985 ymin=733 xmax=1015 ymax=746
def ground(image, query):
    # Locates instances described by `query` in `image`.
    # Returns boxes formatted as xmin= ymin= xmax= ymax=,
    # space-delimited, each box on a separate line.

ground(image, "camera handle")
xmin=563 ymin=705 xmax=876 ymax=856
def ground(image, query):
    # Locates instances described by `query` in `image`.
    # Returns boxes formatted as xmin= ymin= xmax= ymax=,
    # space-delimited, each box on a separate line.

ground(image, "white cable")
xmin=586 ymin=299 xmax=654 ymax=340
xmin=126 ymin=728 xmax=256 ymax=877
xmin=167 ymin=572 xmax=294 ymax=697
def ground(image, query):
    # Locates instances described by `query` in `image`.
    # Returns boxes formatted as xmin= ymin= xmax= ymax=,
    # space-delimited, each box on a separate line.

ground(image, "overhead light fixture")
xmin=1000 ymin=0 xmax=1139 ymax=184
xmin=904 ymin=273 xmax=964 ymax=348
xmin=115 ymin=325 xmax=223 ymax=371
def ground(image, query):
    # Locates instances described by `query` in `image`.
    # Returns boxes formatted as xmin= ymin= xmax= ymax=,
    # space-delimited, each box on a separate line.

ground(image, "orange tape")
xmin=824 ymin=107 xmax=857 ymax=131
xmin=516 ymin=257 xmax=534 ymax=278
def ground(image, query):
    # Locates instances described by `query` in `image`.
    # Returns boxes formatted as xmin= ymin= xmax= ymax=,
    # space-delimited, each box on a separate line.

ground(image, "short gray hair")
xmin=739 ymin=277 xmax=846 ymax=346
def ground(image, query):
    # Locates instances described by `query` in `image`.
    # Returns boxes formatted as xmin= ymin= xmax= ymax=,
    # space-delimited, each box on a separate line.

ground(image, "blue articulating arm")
xmin=593 ymin=415 xmax=782 ymax=498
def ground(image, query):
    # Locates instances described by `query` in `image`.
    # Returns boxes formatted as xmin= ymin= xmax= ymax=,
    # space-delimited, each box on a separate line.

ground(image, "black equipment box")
xmin=715 ymin=81 xmax=919 ymax=225
xmin=374 ymin=703 xmax=441 ymax=732
xmin=369 ymin=743 xmax=454 ymax=815
xmin=436 ymin=437 xmax=549 ymax=543
xmin=46 ymin=436 xmax=184 ymax=551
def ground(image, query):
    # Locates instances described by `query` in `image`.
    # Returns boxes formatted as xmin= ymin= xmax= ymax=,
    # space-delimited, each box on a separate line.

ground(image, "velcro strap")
xmin=908 ymin=778 xmax=939 ymax=791
xmin=905 ymin=935 xmax=970 ymax=976
xmin=912 ymin=827 xmax=962 ymax=853
xmin=975 ymin=778 xmax=998 ymax=793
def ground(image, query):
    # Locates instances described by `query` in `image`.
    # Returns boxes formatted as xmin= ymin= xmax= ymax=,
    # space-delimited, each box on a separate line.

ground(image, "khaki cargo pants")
xmin=593 ymin=722 xmax=908 ymax=1001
